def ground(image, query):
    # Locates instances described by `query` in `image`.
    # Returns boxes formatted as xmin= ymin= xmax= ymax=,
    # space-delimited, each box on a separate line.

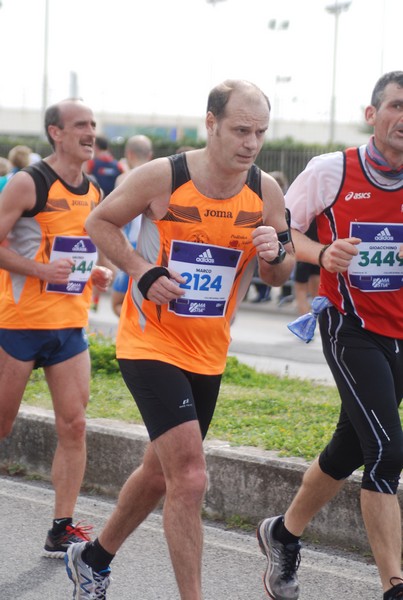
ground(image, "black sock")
xmin=274 ymin=517 xmax=301 ymax=546
xmin=82 ymin=538 xmax=115 ymax=573
xmin=51 ymin=517 xmax=73 ymax=535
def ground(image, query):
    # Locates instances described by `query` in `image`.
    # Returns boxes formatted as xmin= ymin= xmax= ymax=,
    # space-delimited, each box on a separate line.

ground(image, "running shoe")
xmin=257 ymin=516 xmax=301 ymax=600
xmin=384 ymin=578 xmax=403 ymax=599
xmin=65 ymin=541 xmax=111 ymax=599
xmin=43 ymin=521 xmax=93 ymax=559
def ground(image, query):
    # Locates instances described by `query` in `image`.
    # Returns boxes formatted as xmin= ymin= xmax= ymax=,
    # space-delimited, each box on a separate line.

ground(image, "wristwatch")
xmin=265 ymin=241 xmax=287 ymax=265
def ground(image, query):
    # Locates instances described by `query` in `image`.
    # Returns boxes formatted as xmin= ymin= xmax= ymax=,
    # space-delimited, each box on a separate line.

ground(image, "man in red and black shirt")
xmin=258 ymin=70 xmax=403 ymax=600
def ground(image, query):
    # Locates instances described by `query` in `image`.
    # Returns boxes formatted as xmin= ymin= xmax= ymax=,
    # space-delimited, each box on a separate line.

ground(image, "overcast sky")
xmin=0 ymin=0 xmax=400 ymax=125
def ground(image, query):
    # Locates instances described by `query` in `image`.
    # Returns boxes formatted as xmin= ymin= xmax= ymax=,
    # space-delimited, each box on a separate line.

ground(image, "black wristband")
xmin=137 ymin=266 xmax=170 ymax=299
xmin=318 ymin=244 xmax=331 ymax=268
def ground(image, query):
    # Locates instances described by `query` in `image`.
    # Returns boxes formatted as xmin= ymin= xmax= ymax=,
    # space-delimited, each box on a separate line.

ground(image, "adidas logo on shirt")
xmin=374 ymin=227 xmax=394 ymax=241
xmin=72 ymin=239 xmax=89 ymax=252
xmin=196 ymin=249 xmax=214 ymax=263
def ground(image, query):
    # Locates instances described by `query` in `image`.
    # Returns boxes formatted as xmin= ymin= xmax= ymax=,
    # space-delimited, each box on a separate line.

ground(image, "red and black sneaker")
xmin=43 ymin=521 xmax=93 ymax=559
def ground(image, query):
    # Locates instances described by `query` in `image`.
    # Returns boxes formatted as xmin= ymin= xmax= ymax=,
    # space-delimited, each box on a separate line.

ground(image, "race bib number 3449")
xmin=349 ymin=222 xmax=403 ymax=292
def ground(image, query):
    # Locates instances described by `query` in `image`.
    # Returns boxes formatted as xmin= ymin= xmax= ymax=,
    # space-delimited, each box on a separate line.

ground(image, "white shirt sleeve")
xmin=126 ymin=215 xmax=142 ymax=245
xmin=285 ymin=151 xmax=344 ymax=233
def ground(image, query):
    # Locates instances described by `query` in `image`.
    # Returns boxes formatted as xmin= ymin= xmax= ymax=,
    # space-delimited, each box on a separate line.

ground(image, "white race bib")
xmin=46 ymin=236 xmax=98 ymax=295
xmin=349 ymin=222 xmax=403 ymax=292
xmin=168 ymin=240 xmax=242 ymax=317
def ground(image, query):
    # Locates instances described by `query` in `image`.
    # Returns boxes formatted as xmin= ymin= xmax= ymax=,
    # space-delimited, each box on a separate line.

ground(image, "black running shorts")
xmin=118 ymin=359 xmax=222 ymax=441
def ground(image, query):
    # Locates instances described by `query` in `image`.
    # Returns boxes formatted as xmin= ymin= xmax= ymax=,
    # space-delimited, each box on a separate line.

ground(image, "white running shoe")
xmin=65 ymin=541 xmax=111 ymax=600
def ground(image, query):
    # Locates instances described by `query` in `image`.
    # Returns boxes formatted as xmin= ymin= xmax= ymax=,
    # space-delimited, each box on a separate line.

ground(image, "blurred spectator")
xmin=0 ymin=157 xmax=11 ymax=177
xmin=111 ymin=135 xmax=153 ymax=316
xmin=29 ymin=151 xmax=42 ymax=165
xmin=251 ymin=271 xmax=272 ymax=303
xmin=271 ymin=172 xmax=320 ymax=313
xmin=0 ymin=158 xmax=11 ymax=246
xmin=114 ymin=135 xmax=153 ymax=188
xmin=86 ymin=136 xmax=124 ymax=198
xmin=251 ymin=170 xmax=289 ymax=303
xmin=177 ymin=145 xmax=196 ymax=153
xmin=269 ymin=170 xmax=289 ymax=194
xmin=0 ymin=145 xmax=31 ymax=192
xmin=87 ymin=136 xmax=123 ymax=311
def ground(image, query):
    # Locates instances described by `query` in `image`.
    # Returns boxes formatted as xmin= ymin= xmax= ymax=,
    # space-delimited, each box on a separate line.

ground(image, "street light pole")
xmin=206 ymin=0 xmax=227 ymax=87
xmin=41 ymin=0 xmax=49 ymax=135
xmin=267 ymin=19 xmax=290 ymax=140
xmin=326 ymin=1 xmax=351 ymax=144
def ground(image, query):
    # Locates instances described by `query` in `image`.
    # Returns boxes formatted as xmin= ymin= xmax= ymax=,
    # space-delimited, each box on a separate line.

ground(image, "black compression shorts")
xmin=318 ymin=307 xmax=403 ymax=494
xmin=118 ymin=359 xmax=222 ymax=441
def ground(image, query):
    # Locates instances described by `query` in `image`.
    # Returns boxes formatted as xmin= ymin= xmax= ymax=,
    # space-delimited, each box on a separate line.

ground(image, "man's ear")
xmin=205 ymin=111 xmax=216 ymax=137
xmin=47 ymin=124 xmax=60 ymax=145
xmin=365 ymin=105 xmax=376 ymax=127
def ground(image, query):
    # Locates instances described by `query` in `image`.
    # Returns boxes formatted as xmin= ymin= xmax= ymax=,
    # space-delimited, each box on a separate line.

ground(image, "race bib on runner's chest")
xmin=46 ymin=236 xmax=98 ymax=295
xmin=349 ymin=222 xmax=403 ymax=292
xmin=168 ymin=240 xmax=242 ymax=317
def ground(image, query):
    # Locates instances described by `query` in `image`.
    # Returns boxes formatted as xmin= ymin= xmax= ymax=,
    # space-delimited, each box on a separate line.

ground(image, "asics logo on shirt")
xmin=345 ymin=191 xmax=372 ymax=200
xmin=196 ymin=249 xmax=214 ymax=263
xmin=375 ymin=227 xmax=394 ymax=241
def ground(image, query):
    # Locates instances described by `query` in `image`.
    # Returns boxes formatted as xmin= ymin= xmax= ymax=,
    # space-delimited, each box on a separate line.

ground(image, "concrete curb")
xmin=2 ymin=406 xmax=399 ymax=554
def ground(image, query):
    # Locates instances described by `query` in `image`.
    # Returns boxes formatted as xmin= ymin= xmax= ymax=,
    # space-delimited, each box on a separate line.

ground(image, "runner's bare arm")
xmin=85 ymin=157 xmax=185 ymax=301
xmin=0 ymin=172 xmax=73 ymax=282
xmin=253 ymin=172 xmax=295 ymax=286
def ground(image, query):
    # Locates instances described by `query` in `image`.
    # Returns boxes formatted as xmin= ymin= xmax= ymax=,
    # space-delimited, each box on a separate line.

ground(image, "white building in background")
xmin=0 ymin=106 xmax=369 ymax=147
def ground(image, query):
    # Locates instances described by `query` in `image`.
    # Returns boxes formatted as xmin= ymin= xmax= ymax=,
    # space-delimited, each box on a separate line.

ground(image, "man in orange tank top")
xmin=0 ymin=100 xmax=113 ymax=561
xmin=258 ymin=72 xmax=403 ymax=600
xmin=64 ymin=80 xmax=295 ymax=599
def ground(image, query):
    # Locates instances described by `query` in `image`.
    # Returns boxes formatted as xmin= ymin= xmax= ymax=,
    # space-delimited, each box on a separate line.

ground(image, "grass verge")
xmin=21 ymin=333 xmax=347 ymax=461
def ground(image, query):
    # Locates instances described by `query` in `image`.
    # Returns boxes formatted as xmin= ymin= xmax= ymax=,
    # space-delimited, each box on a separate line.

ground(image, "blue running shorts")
xmin=0 ymin=327 xmax=89 ymax=369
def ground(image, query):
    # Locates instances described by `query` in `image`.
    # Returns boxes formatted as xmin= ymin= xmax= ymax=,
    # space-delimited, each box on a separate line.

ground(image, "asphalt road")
xmin=0 ymin=476 xmax=382 ymax=599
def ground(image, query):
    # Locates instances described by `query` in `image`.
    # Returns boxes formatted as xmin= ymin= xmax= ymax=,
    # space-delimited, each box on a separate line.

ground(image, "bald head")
xmin=125 ymin=135 xmax=153 ymax=168
xmin=44 ymin=98 xmax=94 ymax=148
xmin=206 ymin=80 xmax=271 ymax=120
